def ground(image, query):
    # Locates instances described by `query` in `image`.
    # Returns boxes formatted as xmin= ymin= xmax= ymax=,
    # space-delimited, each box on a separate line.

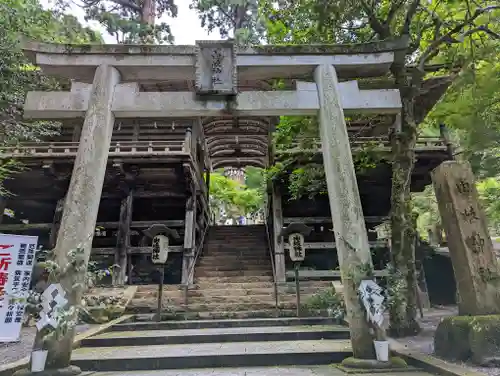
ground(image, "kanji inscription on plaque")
xmin=195 ymin=40 xmax=237 ymax=96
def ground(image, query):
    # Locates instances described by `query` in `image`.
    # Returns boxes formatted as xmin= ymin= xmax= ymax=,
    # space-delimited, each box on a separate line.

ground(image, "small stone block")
xmin=13 ymin=365 xmax=81 ymax=376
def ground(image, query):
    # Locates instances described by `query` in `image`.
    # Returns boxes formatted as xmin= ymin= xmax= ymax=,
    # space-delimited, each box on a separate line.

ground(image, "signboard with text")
xmin=0 ymin=233 xmax=38 ymax=342
xmin=288 ymin=233 xmax=306 ymax=262
xmin=152 ymin=235 xmax=169 ymax=264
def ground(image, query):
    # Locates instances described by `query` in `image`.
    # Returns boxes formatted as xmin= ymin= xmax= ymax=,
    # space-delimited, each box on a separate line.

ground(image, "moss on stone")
xmin=434 ymin=314 xmax=500 ymax=367
xmin=469 ymin=316 xmax=500 ymax=366
xmin=434 ymin=315 xmax=472 ymax=361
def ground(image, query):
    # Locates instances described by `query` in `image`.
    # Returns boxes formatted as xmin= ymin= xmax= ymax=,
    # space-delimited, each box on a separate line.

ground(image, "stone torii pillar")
xmin=35 ymin=65 xmax=121 ymax=372
xmin=315 ymin=64 xmax=378 ymax=359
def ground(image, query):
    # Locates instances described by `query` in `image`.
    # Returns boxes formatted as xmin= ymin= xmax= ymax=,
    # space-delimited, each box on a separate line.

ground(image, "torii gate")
xmin=22 ymin=39 xmax=404 ymax=360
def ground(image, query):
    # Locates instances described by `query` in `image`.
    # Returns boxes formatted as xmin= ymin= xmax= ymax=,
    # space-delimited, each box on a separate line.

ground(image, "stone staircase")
xmin=127 ymin=225 xmax=331 ymax=319
xmin=73 ymin=317 xmax=352 ymax=372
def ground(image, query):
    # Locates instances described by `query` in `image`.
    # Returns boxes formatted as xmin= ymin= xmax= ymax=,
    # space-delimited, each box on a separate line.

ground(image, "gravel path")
xmin=393 ymin=306 xmax=499 ymax=376
xmin=0 ymin=324 xmax=95 ymax=365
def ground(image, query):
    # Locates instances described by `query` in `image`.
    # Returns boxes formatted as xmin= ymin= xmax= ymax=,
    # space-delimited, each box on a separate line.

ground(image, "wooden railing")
xmin=0 ymin=140 xmax=187 ymax=159
xmin=276 ymin=137 xmax=447 ymax=155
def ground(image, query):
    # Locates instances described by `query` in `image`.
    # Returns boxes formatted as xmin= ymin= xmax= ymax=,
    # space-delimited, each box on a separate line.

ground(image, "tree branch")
xmin=418 ymin=4 xmax=500 ymax=70
xmin=401 ymin=0 xmax=421 ymax=35
xmin=386 ymin=0 xmax=406 ymax=26
xmin=458 ymin=25 xmax=500 ymax=41
xmin=108 ymin=0 xmax=141 ymax=12
xmin=358 ymin=0 xmax=390 ymax=38
xmin=421 ymin=6 xmax=443 ymax=42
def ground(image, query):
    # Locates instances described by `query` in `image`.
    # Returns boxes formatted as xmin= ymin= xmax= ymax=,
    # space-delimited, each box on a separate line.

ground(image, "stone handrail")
xmin=0 ymin=140 xmax=187 ymax=158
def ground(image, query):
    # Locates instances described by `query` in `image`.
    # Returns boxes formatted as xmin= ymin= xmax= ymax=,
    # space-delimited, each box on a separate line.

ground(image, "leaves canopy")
xmin=0 ymin=0 xmax=102 ymax=194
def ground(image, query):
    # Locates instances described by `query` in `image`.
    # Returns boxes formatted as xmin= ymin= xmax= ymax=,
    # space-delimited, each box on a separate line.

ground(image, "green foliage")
xmin=427 ymin=54 xmax=500 ymax=178
xmin=0 ymin=0 xmax=102 ymax=194
xmin=25 ymin=246 xmax=112 ymax=349
xmin=413 ymin=180 xmax=500 ymax=238
xmin=54 ymin=0 xmax=177 ymax=43
xmin=305 ymin=285 xmax=346 ymax=320
xmin=209 ymin=172 xmax=263 ymax=220
xmin=190 ymin=0 xmax=265 ymax=45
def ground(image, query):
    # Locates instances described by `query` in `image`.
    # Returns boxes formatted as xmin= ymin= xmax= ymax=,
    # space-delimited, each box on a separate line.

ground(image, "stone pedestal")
xmin=432 ymin=161 xmax=500 ymax=315
xmin=314 ymin=64 xmax=376 ymax=358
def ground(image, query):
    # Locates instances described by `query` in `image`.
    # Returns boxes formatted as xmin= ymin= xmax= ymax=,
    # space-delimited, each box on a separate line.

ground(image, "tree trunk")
xmin=388 ymin=64 xmax=421 ymax=337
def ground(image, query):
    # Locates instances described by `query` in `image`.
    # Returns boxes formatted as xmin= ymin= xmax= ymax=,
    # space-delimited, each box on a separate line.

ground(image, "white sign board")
xmin=0 ymin=233 xmax=38 ymax=342
xmin=358 ymin=280 xmax=385 ymax=328
xmin=288 ymin=233 xmax=306 ymax=262
xmin=152 ymin=235 xmax=169 ymax=264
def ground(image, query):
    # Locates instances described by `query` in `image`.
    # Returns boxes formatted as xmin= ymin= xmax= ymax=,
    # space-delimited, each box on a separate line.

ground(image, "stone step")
xmin=81 ymin=325 xmax=350 ymax=347
xmin=71 ymin=339 xmax=352 ymax=371
xmin=125 ymin=308 xmax=328 ymax=320
xmin=195 ymin=276 xmax=273 ymax=283
xmin=190 ymin=301 xmax=298 ymax=311
xmin=209 ymin=225 xmax=265 ymax=231
xmin=133 ymin=289 xmax=328 ymax=303
xmin=195 ymin=270 xmax=272 ymax=278
xmin=197 ymin=258 xmax=270 ymax=265
xmin=204 ymin=248 xmax=268 ymax=253
xmin=112 ymin=316 xmax=341 ymax=331
xmin=188 ymin=287 xmax=322 ymax=297
xmin=171 ymin=293 xmax=316 ymax=304
xmin=195 ymin=262 xmax=271 ymax=273
xmin=201 ymin=254 xmax=268 ymax=259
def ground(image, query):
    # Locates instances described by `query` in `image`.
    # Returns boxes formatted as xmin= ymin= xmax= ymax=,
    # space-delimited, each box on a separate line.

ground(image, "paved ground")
xmin=82 ymin=366 xmax=436 ymax=376
xmin=0 ymin=324 xmax=95 ymax=365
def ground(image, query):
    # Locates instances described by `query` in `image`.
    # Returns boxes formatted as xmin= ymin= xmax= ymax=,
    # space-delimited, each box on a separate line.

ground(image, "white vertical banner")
xmin=0 ymin=233 xmax=39 ymax=342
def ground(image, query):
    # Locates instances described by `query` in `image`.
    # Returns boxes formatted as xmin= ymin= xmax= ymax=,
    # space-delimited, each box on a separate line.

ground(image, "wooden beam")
xmin=49 ymin=197 xmax=65 ymax=249
xmin=113 ymin=190 xmax=133 ymax=285
xmin=283 ymin=216 xmax=388 ymax=224
xmin=0 ymin=220 xmax=184 ymax=231
xmin=91 ymin=246 xmax=183 ymax=255
xmin=182 ymin=195 xmax=196 ymax=284
xmin=283 ymin=240 xmax=388 ymax=250
xmin=272 ymin=186 xmax=285 ymax=283
xmin=285 ymin=269 xmax=389 ymax=280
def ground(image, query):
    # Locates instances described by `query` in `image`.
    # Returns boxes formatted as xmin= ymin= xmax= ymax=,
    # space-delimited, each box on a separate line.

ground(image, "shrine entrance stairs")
xmin=127 ymin=225 xmax=331 ymax=319
xmin=71 ymin=316 xmax=352 ymax=371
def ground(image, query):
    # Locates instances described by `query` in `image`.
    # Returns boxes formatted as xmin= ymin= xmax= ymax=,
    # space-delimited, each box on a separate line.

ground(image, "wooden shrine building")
xmin=0 ymin=39 xmax=452 ymax=289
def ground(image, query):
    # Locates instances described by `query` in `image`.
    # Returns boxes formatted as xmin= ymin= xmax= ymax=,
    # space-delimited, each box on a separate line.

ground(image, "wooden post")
xmin=432 ymin=161 xmax=500 ymax=315
xmin=113 ymin=189 xmax=133 ymax=285
xmin=39 ymin=65 xmax=121 ymax=371
xmin=0 ymin=197 xmax=6 ymax=225
xmin=182 ymin=195 xmax=196 ymax=284
xmin=314 ymin=64 xmax=376 ymax=359
xmin=71 ymin=124 xmax=82 ymax=142
xmin=48 ymin=197 xmax=65 ymax=249
xmin=272 ymin=186 xmax=286 ymax=283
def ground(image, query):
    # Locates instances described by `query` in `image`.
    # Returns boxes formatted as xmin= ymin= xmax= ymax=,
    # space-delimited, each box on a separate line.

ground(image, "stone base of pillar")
xmin=340 ymin=357 xmax=408 ymax=369
xmin=13 ymin=365 xmax=82 ymax=376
